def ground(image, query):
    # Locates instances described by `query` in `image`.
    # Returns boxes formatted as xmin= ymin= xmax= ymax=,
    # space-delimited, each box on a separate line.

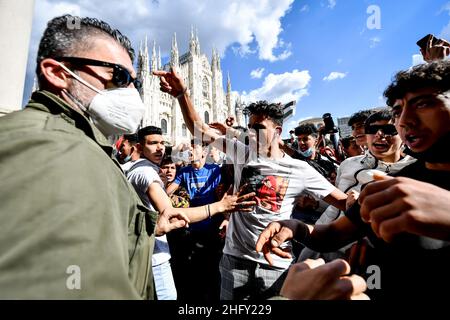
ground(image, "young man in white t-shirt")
xmin=153 ymin=69 xmax=349 ymax=300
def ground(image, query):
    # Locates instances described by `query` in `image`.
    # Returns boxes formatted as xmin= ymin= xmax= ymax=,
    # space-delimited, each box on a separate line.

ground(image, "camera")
xmin=322 ymin=113 xmax=338 ymax=134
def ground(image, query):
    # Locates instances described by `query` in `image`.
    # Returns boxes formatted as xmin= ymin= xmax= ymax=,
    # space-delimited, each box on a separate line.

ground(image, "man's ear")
xmin=39 ymin=58 xmax=71 ymax=90
xmin=136 ymin=142 xmax=143 ymax=153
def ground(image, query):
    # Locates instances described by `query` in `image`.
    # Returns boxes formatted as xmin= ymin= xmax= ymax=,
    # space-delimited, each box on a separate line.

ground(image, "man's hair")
xmin=348 ymin=110 xmax=374 ymax=127
xmin=340 ymin=136 xmax=356 ymax=149
xmin=384 ymin=60 xmax=450 ymax=106
xmin=365 ymin=110 xmax=393 ymax=128
xmin=161 ymin=146 xmax=174 ymax=166
xmin=123 ymin=133 xmax=138 ymax=145
xmin=244 ymin=101 xmax=284 ymax=126
xmin=36 ymin=14 xmax=135 ymax=85
xmin=294 ymin=123 xmax=318 ymax=138
xmin=138 ymin=126 xmax=162 ymax=142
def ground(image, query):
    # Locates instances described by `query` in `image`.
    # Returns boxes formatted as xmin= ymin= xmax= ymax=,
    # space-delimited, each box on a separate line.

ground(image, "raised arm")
xmin=153 ymin=67 xmax=221 ymax=143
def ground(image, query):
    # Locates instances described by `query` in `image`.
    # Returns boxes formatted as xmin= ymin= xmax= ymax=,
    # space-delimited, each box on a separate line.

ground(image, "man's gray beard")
xmin=65 ymin=74 xmax=94 ymax=113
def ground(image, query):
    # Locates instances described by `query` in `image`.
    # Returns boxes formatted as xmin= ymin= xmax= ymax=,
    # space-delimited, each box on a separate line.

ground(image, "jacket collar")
xmin=26 ymin=90 xmax=113 ymax=156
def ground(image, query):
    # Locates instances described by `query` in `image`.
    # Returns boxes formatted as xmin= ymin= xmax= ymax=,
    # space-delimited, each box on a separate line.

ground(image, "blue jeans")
xmin=153 ymin=261 xmax=177 ymax=300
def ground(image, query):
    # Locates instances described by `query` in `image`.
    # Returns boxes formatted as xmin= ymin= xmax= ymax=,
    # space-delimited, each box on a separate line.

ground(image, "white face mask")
xmin=298 ymin=147 xmax=314 ymax=158
xmin=58 ymin=62 xmax=145 ymax=137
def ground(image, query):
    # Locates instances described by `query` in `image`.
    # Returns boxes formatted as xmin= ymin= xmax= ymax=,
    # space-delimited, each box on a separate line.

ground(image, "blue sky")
xmin=24 ymin=0 xmax=450 ymax=137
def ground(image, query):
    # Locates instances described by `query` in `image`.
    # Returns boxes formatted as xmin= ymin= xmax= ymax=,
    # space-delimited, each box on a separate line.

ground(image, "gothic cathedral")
xmin=136 ymin=29 xmax=245 ymax=146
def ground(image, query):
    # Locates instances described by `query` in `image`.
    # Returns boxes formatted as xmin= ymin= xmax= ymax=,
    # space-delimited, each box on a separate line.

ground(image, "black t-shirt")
xmin=345 ymin=161 xmax=450 ymax=300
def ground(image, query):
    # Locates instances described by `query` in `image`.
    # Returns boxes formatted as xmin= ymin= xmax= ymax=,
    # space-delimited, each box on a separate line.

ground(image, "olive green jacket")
xmin=0 ymin=90 xmax=157 ymax=299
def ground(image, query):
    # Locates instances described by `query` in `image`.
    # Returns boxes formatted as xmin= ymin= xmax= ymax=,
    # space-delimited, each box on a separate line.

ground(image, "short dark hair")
xmin=364 ymin=110 xmax=393 ymax=128
xmin=138 ymin=126 xmax=162 ymax=142
xmin=244 ymin=101 xmax=284 ymax=126
xmin=384 ymin=60 xmax=450 ymax=107
xmin=123 ymin=133 xmax=138 ymax=144
xmin=36 ymin=14 xmax=135 ymax=85
xmin=294 ymin=123 xmax=318 ymax=138
xmin=340 ymin=136 xmax=356 ymax=149
xmin=161 ymin=146 xmax=174 ymax=165
xmin=348 ymin=110 xmax=374 ymax=127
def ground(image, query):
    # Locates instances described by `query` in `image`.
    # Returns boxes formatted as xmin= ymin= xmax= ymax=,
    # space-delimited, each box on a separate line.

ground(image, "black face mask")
xmin=403 ymin=131 xmax=450 ymax=163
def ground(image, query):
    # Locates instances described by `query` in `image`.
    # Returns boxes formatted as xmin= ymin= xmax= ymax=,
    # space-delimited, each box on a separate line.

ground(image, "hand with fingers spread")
xmin=359 ymin=173 xmax=450 ymax=242
xmin=155 ymin=208 xmax=190 ymax=236
xmin=256 ymin=219 xmax=312 ymax=265
xmin=279 ymin=259 xmax=369 ymax=300
xmin=153 ymin=67 xmax=187 ymax=98
xmin=218 ymin=187 xmax=257 ymax=213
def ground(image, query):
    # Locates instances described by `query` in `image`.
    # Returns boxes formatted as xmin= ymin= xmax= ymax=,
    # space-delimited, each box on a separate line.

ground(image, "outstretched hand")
xmin=155 ymin=208 xmax=190 ymax=236
xmin=219 ymin=185 xmax=256 ymax=213
xmin=209 ymin=122 xmax=228 ymax=136
xmin=280 ymin=258 xmax=369 ymax=300
xmin=255 ymin=219 xmax=309 ymax=265
xmin=153 ymin=67 xmax=186 ymax=98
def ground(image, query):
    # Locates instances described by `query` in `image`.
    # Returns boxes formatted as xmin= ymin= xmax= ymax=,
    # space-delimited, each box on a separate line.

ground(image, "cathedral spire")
xmin=195 ymin=27 xmax=200 ymax=55
xmin=171 ymin=32 xmax=179 ymax=67
xmin=158 ymin=46 xmax=161 ymax=70
xmin=151 ymin=40 xmax=157 ymax=72
xmin=144 ymin=35 xmax=148 ymax=56
xmin=189 ymin=25 xmax=196 ymax=55
xmin=227 ymin=72 xmax=231 ymax=93
xmin=211 ymin=46 xmax=217 ymax=70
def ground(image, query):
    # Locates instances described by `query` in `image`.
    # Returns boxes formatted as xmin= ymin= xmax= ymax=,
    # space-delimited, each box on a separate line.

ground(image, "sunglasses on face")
xmin=365 ymin=124 xmax=398 ymax=136
xmin=56 ymin=56 xmax=142 ymax=91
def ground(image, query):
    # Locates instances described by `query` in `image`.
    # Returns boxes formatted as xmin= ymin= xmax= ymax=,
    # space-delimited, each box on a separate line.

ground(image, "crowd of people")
xmin=0 ymin=14 xmax=449 ymax=301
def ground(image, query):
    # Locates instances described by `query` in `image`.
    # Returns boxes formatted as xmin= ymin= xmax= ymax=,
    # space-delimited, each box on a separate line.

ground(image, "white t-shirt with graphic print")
xmin=223 ymin=140 xmax=336 ymax=270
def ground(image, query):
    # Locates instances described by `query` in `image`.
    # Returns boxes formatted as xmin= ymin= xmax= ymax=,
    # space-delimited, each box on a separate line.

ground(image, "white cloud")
xmin=23 ymin=0 xmax=295 ymax=103
xmin=241 ymin=69 xmax=311 ymax=104
xmin=29 ymin=0 xmax=294 ymax=61
xmin=323 ymin=71 xmax=347 ymax=81
xmin=440 ymin=21 xmax=450 ymax=40
xmin=439 ymin=2 xmax=450 ymax=14
xmin=438 ymin=2 xmax=450 ymax=40
xmin=300 ymin=5 xmax=309 ymax=12
xmin=250 ymin=67 xmax=265 ymax=79
xmin=328 ymin=0 xmax=337 ymax=9
xmin=369 ymin=36 xmax=381 ymax=48
xmin=412 ymin=54 xmax=425 ymax=66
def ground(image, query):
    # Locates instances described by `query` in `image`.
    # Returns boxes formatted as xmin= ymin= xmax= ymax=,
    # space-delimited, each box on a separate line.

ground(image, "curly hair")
xmin=36 ymin=14 xmax=135 ymax=84
xmin=384 ymin=60 xmax=450 ymax=106
xmin=244 ymin=101 xmax=284 ymax=126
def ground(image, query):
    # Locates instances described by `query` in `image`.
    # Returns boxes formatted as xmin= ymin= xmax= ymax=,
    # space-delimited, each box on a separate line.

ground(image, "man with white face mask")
xmin=0 ymin=15 xmax=189 ymax=299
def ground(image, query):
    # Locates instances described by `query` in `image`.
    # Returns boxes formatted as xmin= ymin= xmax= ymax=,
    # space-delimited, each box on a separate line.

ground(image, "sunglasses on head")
xmin=56 ymin=56 xmax=142 ymax=91
xmin=365 ymin=124 xmax=398 ymax=136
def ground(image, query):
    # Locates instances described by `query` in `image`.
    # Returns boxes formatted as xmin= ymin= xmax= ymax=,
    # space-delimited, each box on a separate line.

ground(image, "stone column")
xmin=0 ymin=0 xmax=35 ymax=116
